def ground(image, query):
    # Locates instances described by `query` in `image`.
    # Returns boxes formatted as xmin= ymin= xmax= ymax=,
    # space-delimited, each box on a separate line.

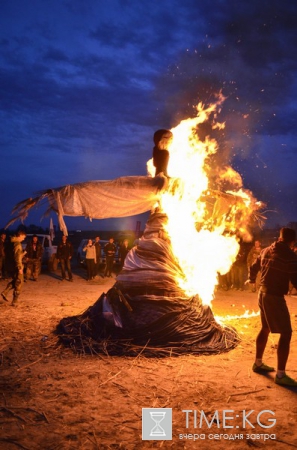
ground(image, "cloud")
xmin=0 ymin=0 xmax=297 ymax=230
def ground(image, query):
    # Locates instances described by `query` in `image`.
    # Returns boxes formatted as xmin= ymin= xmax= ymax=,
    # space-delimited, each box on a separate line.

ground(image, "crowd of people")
xmin=81 ymin=236 xmax=130 ymax=280
xmin=0 ymin=232 xmax=132 ymax=304
xmin=218 ymin=240 xmax=263 ymax=292
xmin=1 ymin=229 xmax=297 ymax=301
xmin=56 ymin=235 xmax=131 ymax=281
xmin=1 ymin=223 xmax=297 ymax=387
xmin=1 ymin=230 xmax=297 ymax=294
xmin=1 ymin=130 xmax=297 ymax=386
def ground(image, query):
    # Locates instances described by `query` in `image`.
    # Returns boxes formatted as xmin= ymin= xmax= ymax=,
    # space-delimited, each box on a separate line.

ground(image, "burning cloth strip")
xmin=57 ymin=211 xmax=240 ymax=356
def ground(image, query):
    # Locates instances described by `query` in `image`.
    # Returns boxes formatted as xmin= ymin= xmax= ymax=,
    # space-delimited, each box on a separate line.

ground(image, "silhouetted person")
xmin=25 ymin=234 xmax=43 ymax=281
xmin=249 ymin=227 xmax=297 ymax=386
xmin=247 ymin=240 xmax=262 ymax=292
xmin=94 ymin=236 xmax=102 ymax=276
xmin=119 ymin=239 xmax=130 ymax=269
xmin=104 ymin=238 xmax=116 ymax=277
xmin=0 ymin=232 xmax=7 ymax=280
xmin=231 ymin=243 xmax=247 ymax=291
xmin=56 ymin=235 xmax=73 ymax=281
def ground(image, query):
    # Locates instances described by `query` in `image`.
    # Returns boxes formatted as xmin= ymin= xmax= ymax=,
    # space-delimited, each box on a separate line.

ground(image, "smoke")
xmin=153 ymin=0 xmax=297 ymax=168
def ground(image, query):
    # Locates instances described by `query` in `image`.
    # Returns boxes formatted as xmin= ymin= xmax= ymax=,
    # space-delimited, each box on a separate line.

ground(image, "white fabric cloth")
xmin=6 ymin=175 xmax=168 ymax=236
xmin=53 ymin=176 xmax=165 ymax=219
xmin=51 ymin=176 xmax=167 ymax=234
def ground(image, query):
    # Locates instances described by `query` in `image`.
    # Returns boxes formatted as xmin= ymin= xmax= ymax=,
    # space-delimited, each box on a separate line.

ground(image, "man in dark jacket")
xmin=94 ymin=236 xmax=102 ymax=276
xmin=1 ymin=230 xmax=26 ymax=306
xmin=56 ymin=235 xmax=73 ymax=281
xmin=104 ymin=237 xmax=116 ymax=277
xmin=25 ymin=235 xmax=43 ymax=281
xmin=248 ymin=227 xmax=297 ymax=386
xmin=0 ymin=232 xmax=7 ymax=279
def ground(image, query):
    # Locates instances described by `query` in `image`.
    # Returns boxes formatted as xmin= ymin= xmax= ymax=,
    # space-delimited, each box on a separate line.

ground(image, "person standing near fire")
xmin=56 ymin=235 xmax=73 ymax=282
xmin=119 ymin=239 xmax=130 ymax=269
xmin=248 ymin=227 xmax=297 ymax=386
xmin=104 ymin=237 xmax=116 ymax=277
xmin=1 ymin=230 xmax=26 ymax=306
xmin=0 ymin=231 xmax=7 ymax=280
xmin=247 ymin=240 xmax=262 ymax=292
xmin=231 ymin=242 xmax=247 ymax=291
xmin=25 ymin=235 xmax=43 ymax=281
xmin=289 ymin=245 xmax=297 ymax=295
xmin=94 ymin=236 xmax=102 ymax=277
xmin=152 ymin=129 xmax=173 ymax=177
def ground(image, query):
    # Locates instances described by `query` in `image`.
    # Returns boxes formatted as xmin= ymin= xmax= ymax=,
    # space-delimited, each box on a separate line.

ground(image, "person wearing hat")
xmin=152 ymin=129 xmax=173 ymax=177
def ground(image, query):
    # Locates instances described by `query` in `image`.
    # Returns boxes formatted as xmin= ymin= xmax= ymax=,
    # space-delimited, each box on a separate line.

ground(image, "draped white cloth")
xmin=53 ymin=176 xmax=166 ymax=219
xmin=8 ymin=175 xmax=168 ymax=235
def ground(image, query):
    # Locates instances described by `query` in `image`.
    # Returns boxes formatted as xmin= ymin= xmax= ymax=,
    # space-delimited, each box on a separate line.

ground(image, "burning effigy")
xmin=7 ymin=96 xmax=264 ymax=356
xmin=56 ymin=210 xmax=240 ymax=357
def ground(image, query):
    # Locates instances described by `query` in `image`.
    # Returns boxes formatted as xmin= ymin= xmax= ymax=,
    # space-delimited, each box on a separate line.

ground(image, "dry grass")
xmin=1 ymin=269 xmax=297 ymax=449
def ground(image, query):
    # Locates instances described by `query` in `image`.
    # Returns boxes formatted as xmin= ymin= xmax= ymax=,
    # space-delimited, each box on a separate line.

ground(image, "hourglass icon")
xmin=149 ymin=411 xmax=166 ymax=437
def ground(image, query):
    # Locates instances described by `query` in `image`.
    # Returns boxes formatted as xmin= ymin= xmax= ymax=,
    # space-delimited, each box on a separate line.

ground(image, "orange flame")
xmin=215 ymin=309 xmax=260 ymax=324
xmin=147 ymin=96 xmax=262 ymax=306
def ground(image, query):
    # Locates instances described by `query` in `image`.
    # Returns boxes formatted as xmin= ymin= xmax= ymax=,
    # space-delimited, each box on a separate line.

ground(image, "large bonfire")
xmin=57 ymin=97 xmax=263 ymax=356
xmin=8 ymin=96 xmax=264 ymax=356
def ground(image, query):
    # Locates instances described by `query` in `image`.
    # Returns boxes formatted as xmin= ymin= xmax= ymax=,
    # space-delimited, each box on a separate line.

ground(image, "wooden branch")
xmin=227 ymin=388 xmax=264 ymax=403
xmin=0 ymin=439 xmax=30 ymax=450
xmin=274 ymin=439 xmax=297 ymax=448
xmin=16 ymin=356 xmax=43 ymax=371
xmin=98 ymin=370 xmax=122 ymax=387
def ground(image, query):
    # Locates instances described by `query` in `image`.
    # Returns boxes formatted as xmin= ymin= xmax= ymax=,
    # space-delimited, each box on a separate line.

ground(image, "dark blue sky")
xmin=1 ymin=0 xmax=296 ymax=231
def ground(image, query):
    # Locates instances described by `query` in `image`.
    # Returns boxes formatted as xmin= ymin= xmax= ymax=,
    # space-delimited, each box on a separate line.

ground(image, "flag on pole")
xmin=49 ymin=218 xmax=55 ymax=241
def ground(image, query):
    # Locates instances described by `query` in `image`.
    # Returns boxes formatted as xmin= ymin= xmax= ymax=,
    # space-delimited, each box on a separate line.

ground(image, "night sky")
xmin=1 ymin=0 xmax=296 ymax=232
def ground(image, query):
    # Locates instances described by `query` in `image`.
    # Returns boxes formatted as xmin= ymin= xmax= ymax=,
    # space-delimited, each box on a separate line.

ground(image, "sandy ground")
xmin=1 ymin=266 xmax=297 ymax=450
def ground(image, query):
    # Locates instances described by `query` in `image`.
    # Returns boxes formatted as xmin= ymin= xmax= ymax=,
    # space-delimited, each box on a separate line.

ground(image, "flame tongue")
xmin=147 ymin=98 xmax=262 ymax=306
